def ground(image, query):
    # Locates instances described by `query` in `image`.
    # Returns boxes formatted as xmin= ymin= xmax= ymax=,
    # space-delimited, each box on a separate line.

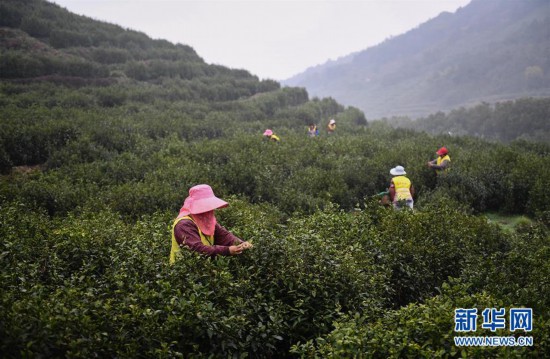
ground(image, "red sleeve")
xmin=389 ymin=180 xmax=396 ymax=201
xmin=214 ymin=223 xmax=243 ymax=247
xmin=174 ymin=220 xmax=234 ymax=257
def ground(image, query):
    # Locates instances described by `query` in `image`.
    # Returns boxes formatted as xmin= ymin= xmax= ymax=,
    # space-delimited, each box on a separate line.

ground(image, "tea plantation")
xmin=1 ymin=0 xmax=549 ymax=356
xmin=1 ymin=96 xmax=549 ymax=357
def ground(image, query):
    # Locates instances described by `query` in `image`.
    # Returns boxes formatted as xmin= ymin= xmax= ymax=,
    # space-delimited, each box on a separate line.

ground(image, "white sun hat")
xmin=390 ymin=165 xmax=406 ymax=176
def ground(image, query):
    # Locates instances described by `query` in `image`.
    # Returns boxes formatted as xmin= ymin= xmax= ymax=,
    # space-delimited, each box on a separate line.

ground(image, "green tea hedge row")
xmin=291 ymin=281 xmax=550 ymax=358
xmin=1 ymin=199 xmax=547 ymax=357
xmin=2 ymin=123 xmax=549 ymax=217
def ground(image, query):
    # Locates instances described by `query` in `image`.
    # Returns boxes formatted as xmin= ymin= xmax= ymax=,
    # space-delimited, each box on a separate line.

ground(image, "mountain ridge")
xmin=284 ymin=0 xmax=550 ymax=119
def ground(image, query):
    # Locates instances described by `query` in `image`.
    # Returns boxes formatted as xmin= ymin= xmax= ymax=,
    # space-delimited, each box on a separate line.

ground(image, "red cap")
xmin=436 ymin=147 xmax=448 ymax=156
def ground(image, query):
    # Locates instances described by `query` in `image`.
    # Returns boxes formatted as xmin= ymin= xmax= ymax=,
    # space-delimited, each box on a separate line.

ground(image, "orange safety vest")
xmin=170 ymin=215 xmax=214 ymax=264
xmin=392 ymin=176 xmax=413 ymax=201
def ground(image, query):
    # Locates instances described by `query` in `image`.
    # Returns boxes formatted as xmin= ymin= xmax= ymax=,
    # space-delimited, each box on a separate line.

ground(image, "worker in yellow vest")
xmin=428 ymin=147 xmax=451 ymax=175
xmin=388 ymin=166 xmax=415 ymax=210
xmin=263 ymin=129 xmax=280 ymax=142
xmin=170 ymin=184 xmax=253 ymax=263
xmin=307 ymin=123 xmax=319 ymax=137
xmin=327 ymin=119 xmax=336 ymax=135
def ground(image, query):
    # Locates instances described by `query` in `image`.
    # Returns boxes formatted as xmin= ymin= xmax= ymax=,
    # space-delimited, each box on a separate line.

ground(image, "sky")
xmin=48 ymin=0 xmax=471 ymax=81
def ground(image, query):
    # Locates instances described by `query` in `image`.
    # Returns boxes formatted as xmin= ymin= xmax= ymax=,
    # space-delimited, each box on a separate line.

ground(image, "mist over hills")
xmin=284 ymin=0 xmax=550 ymax=119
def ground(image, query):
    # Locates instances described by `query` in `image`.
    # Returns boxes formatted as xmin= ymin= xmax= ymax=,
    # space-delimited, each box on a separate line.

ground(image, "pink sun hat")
xmin=263 ymin=129 xmax=273 ymax=136
xmin=179 ymin=184 xmax=228 ymax=216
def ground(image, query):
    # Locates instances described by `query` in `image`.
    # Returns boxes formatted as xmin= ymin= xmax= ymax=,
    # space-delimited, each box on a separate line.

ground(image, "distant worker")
xmin=327 ymin=119 xmax=336 ymax=135
xmin=263 ymin=129 xmax=280 ymax=142
xmin=388 ymin=165 xmax=415 ymax=210
xmin=170 ymin=184 xmax=253 ymax=263
xmin=427 ymin=147 xmax=451 ymax=175
xmin=307 ymin=123 xmax=319 ymax=137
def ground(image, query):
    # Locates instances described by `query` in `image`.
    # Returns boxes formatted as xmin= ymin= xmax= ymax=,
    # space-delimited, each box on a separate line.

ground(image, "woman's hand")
xmin=229 ymin=245 xmax=243 ymax=255
xmin=238 ymin=241 xmax=253 ymax=250
xmin=229 ymin=241 xmax=253 ymax=255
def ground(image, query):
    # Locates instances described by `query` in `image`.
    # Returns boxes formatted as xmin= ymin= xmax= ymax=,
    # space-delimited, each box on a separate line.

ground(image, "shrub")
xmin=20 ymin=15 xmax=52 ymax=37
xmin=0 ymin=52 xmax=45 ymax=78
xmin=291 ymin=281 xmax=546 ymax=358
xmin=0 ymin=3 xmax=23 ymax=27
xmin=49 ymin=29 xmax=92 ymax=48
xmin=91 ymin=47 xmax=130 ymax=64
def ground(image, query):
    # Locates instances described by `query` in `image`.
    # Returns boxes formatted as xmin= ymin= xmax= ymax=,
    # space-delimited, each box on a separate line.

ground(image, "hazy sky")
xmin=49 ymin=0 xmax=471 ymax=80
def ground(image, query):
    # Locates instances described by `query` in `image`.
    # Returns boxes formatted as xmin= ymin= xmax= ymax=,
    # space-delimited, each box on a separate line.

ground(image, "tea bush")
xmin=2 ymin=196 xmax=548 ymax=357
xmin=2 ymin=133 xmax=549 ymax=356
xmin=291 ymin=281 xmax=548 ymax=358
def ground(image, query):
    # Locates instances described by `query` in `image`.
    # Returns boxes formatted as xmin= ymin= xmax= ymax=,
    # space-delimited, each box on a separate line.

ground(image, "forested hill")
xmin=0 ymin=0 xmax=278 ymax=95
xmin=384 ymin=97 xmax=550 ymax=143
xmin=283 ymin=0 xmax=550 ymax=119
xmin=0 ymin=0 xmax=365 ymax=172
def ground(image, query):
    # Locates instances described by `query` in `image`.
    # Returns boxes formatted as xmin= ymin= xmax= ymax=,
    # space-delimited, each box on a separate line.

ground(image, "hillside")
xmin=0 ymin=0 xmax=279 ymax=99
xmin=383 ymin=97 xmax=550 ymax=143
xmin=0 ymin=0 xmax=365 ymax=172
xmin=284 ymin=0 xmax=550 ymax=119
